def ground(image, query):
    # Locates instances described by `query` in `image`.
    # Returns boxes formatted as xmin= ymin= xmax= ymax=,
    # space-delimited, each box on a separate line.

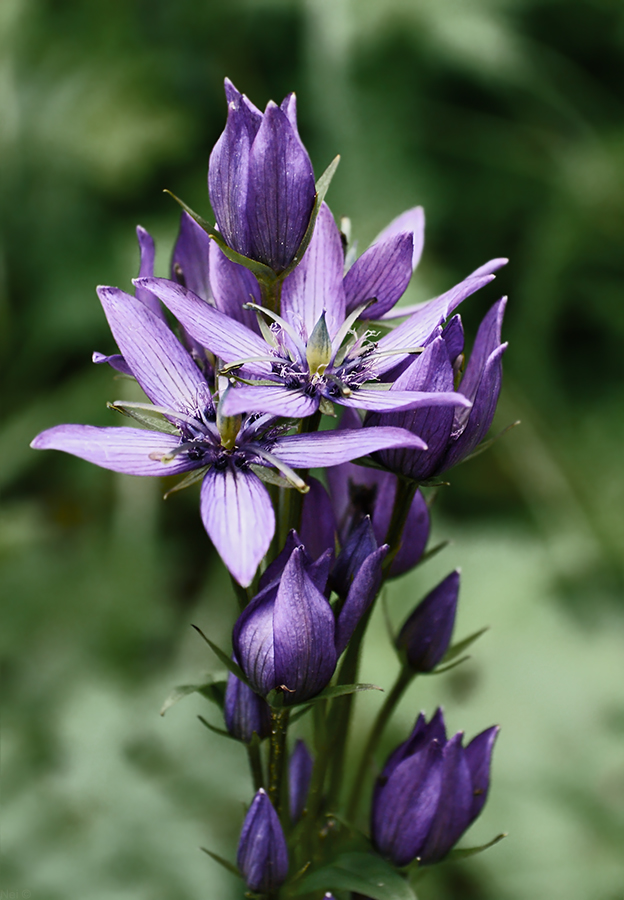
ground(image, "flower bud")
xmin=289 ymin=739 xmax=313 ymax=822
xmin=396 ymin=571 xmax=460 ymax=672
xmin=237 ymin=789 xmax=289 ymax=892
xmin=224 ymin=670 xmax=271 ymax=743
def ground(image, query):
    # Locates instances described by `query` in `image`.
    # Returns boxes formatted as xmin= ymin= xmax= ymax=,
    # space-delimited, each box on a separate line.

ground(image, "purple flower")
xmin=233 ymin=543 xmax=386 ymax=704
xmin=224 ymin=667 xmax=271 ymax=743
xmin=136 ymin=203 xmax=503 ymax=420
xmin=396 ymin=571 xmax=459 ymax=672
xmin=31 ymin=287 xmax=428 ymax=587
xmin=325 ymin=410 xmax=430 ymax=578
xmin=289 ymin=739 xmax=313 ymax=822
xmin=209 ymin=78 xmax=316 ymax=273
xmin=372 ymin=709 xmax=499 ymax=866
xmin=237 ymin=788 xmax=289 ymax=892
xmin=366 ymin=298 xmax=508 ymax=481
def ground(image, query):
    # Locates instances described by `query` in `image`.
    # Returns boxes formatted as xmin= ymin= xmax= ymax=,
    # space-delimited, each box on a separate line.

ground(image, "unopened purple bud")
xmin=237 ymin=789 xmax=289 ymax=892
xmin=331 ymin=516 xmax=377 ymax=598
xmin=224 ymin=670 xmax=271 ymax=743
xmin=396 ymin=571 xmax=460 ymax=672
xmin=289 ymin=739 xmax=314 ymax=822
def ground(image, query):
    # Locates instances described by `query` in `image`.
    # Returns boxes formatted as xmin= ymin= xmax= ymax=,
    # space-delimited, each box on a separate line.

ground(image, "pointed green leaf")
xmin=159 ymin=676 xmax=227 ymax=716
xmin=416 ymin=540 xmax=450 ymax=566
xmin=107 ymin=401 xmax=179 ymax=434
xmin=426 ymin=655 xmax=470 ymax=675
xmin=200 ymin=846 xmax=241 ymax=877
xmin=308 ymin=683 xmax=383 ymax=704
xmin=446 ymin=833 xmax=507 ymax=861
xmin=197 ymin=714 xmax=236 ymax=740
xmin=190 ymin=625 xmax=251 ymax=687
xmin=442 ymin=627 xmax=489 ymax=664
xmin=163 ymin=466 xmax=209 ymax=499
xmin=459 ymin=420 xmax=520 ymax=466
xmin=293 ymin=851 xmax=416 ymax=900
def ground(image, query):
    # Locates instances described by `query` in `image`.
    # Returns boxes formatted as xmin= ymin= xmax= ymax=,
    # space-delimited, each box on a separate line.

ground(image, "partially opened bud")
xmin=237 ymin=789 xmax=289 ymax=892
xmin=396 ymin=571 xmax=460 ymax=672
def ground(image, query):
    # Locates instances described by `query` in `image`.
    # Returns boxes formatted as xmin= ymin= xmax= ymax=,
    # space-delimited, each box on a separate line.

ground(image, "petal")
xmin=247 ymin=102 xmax=316 ymax=272
xmin=465 ymin=726 xmax=499 ymax=821
xmin=396 ymin=571 xmax=460 ymax=672
xmin=337 ymin=387 xmax=470 ymax=413
xmin=224 ymin=671 xmax=272 ymax=743
xmin=299 ymin=477 xmax=337 ymax=561
xmin=273 ymin=426 xmax=427 ymax=469
xmin=372 ymin=740 xmax=444 ymax=867
xmin=375 ymin=206 xmax=425 ymax=271
xmin=96 ymin=286 xmax=207 ymax=412
xmin=220 ymin=385 xmax=319 ymax=419
xmin=331 ymin=516 xmax=378 ymax=598
xmin=419 ymin=733 xmax=474 ymax=864
xmin=92 ymin=351 xmax=132 ymax=376
xmin=335 ymin=543 xmax=388 ymax=656
xmin=224 ymin=78 xmax=263 ymax=131
xmin=135 ymin=277 xmax=273 ymax=375
xmin=31 ymin=424 xmax=194 ymax=476
xmin=281 ymin=202 xmax=346 ymax=339
xmin=237 ymin=789 xmax=289 ymax=893
xmin=232 ymin=585 xmax=278 ymax=696
xmin=344 ymin=232 xmax=413 ymax=318
xmin=469 ymin=257 xmax=508 ymax=277
xmin=272 ymin=547 xmax=337 ymax=702
xmin=200 ymin=466 xmax=274 ymax=586
xmin=367 ymin=338 xmax=455 ymax=481
xmin=289 ymin=739 xmax=314 ymax=823
xmin=258 ymin=530 xmax=308 ymax=592
xmin=209 ymin=239 xmax=261 ymax=329
xmin=442 ymin=315 xmax=464 ymax=363
xmin=135 ymin=226 xmax=165 ymax=319
xmin=380 ymin=708 xmax=447 ymax=782
xmin=171 ymin=211 xmax=212 ymax=303
xmin=208 ymin=93 xmax=254 ymax=257
xmin=373 ymin=273 xmax=496 ymax=376
xmin=368 ymin=479 xmax=430 ymax=578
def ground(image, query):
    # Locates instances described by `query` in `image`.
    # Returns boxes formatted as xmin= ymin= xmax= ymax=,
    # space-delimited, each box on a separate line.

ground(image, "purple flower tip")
xmin=396 ymin=570 xmax=460 ymax=672
xmin=237 ymin=789 xmax=289 ymax=892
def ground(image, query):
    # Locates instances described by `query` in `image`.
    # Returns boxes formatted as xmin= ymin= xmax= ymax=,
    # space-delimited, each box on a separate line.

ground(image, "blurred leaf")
xmin=294 ymin=851 xmax=416 ymax=899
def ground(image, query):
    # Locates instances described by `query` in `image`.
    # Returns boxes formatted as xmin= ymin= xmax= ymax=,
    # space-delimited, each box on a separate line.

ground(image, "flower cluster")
xmin=31 ymin=79 xmax=508 ymax=898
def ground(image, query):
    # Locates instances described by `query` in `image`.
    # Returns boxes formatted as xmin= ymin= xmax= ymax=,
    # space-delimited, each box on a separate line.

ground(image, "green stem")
xmin=346 ymin=665 xmax=415 ymax=821
xmin=299 ymin=701 xmax=330 ymax=864
xmin=382 ymin=479 xmax=418 ymax=576
xmin=260 ymin=277 xmax=282 ymax=315
xmin=268 ymin=708 xmax=290 ymax=820
xmin=246 ymin=739 xmax=265 ymax=792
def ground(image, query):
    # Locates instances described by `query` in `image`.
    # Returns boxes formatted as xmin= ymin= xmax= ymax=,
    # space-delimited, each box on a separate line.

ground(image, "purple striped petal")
xmin=247 ymin=102 xmax=315 ymax=272
xmin=96 ymin=286 xmax=207 ymax=412
xmin=375 ymin=206 xmax=425 ymax=271
xmin=299 ymin=477 xmax=336 ymax=560
xmin=237 ymin=789 xmax=289 ymax=893
xmin=30 ymin=425 xmax=195 ymax=476
xmin=135 ymin=226 xmax=164 ymax=319
xmin=220 ymin=385 xmax=319 ymax=418
xmin=233 ymin=585 xmax=278 ymax=696
xmin=92 ymin=351 xmax=132 ymax=376
xmin=171 ymin=211 xmax=212 ymax=303
xmin=224 ymin=78 xmax=263 ymax=129
xmin=373 ymin=273 xmax=495 ymax=376
xmin=135 ymin=277 xmax=272 ymax=375
xmin=209 ymin=92 xmax=254 ymax=257
xmin=380 ymin=708 xmax=447 ymax=783
xmin=372 ymin=740 xmax=444 ymax=867
xmin=469 ymin=258 xmax=508 ymax=277
xmin=224 ymin=670 xmax=271 ymax=743
xmin=334 ymin=543 xmax=388 ymax=656
xmin=208 ymin=239 xmax=261 ymax=329
xmin=367 ymin=338 xmax=455 ymax=481
xmin=337 ymin=387 xmax=470 ymax=413
xmin=272 ymin=547 xmax=337 ymax=702
xmin=281 ymin=202 xmax=345 ymax=339
xmin=273 ymin=426 xmax=427 ymax=469
xmin=466 ymin=726 xmax=499 ymax=821
xmin=442 ymin=315 xmax=464 ymax=363
xmin=344 ymin=232 xmax=413 ymax=319
xmin=419 ymin=734 xmax=474 ymax=864
xmin=200 ymin=466 xmax=274 ymax=586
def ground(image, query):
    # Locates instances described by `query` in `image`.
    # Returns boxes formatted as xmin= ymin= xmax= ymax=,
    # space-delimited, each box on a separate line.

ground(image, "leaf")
xmin=107 ymin=400 xmax=179 ymax=434
xmin=200 ymin=846 xmax=241 ymax=878
xmin=159 ymin=676 xmax=227 ymax=716
xmin=446 ymin=833 xmax=507 ymax=861
xmin=163 ymin=466 xmax=209 ymax=499
xmin=190 ymin=625 xmax=251 ymax=687
xmin=163 ymin=190 xmax=276 ymax=282
xmin=197 ymin=714 xmax=235 ymax=740
xmin=309 ymin=683 xmax=383 ymax=703
xmin=425 ymin=655 xmax=470 ymax=675
xmin=293 ymin=851 xmax=416 ymax=900
xmin=416 ymin=540 xmax=450 ymax=566
xmin=442 ymin=627 xmax=489 ymax=663
xmin=460 ymin=420 xmax=521 ymax=466
xmin=289 ymin=704 xmax=314 ymax=724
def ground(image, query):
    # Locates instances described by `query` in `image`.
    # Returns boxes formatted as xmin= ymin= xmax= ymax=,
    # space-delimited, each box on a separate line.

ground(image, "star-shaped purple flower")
xmin=31 ymin=287 xmax=428 ymax=586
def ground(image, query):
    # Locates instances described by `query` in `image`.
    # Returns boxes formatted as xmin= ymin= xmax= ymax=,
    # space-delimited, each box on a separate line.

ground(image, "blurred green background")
xmin=2 ymin=0 xmax=624 ymax=897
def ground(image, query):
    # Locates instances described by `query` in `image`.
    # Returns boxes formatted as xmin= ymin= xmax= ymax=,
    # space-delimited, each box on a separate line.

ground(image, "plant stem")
xmin=246 ymin=739 xmax=265 ymax=792
xmin=382 ymin=479 xmax=418 ymax=576
xmin=268 ymin=708 xmax=290 ymax=820
xmin=346 ymin=665 xmax=415 ymax=821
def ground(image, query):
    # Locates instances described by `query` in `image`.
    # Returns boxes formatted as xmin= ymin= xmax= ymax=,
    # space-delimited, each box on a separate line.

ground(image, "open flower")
xmin=209 ymin=78 xmax=316 ymax=273
xmin=372 ymin=709 xmax=499 ymax=866
xmin=137 ymin=202 xmax=502 ymax=420
xmin=31 ymin=287 xmax=424 ymax=587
